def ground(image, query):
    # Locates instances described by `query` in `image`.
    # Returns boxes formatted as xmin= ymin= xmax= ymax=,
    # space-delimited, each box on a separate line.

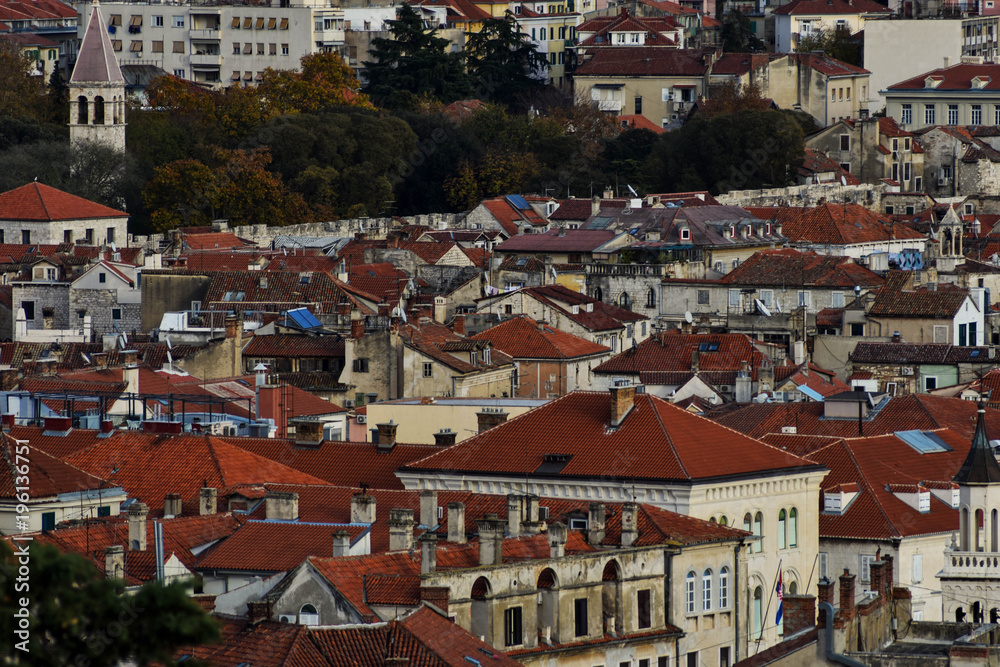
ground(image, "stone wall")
xmin=13 ymin=283 xmax=70 ymax=331
xmin=70 ymin=288 xmax=141 ymax=337
xmin=717 ymin=183 xmax=886 ymax=210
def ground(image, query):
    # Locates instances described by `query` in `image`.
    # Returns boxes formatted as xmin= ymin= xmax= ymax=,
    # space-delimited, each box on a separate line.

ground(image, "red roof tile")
xmin=0 ymin=182 xmax=126 ymax=221
xmin=515 ymin=284 xmax=648 ymax=332
xmin=196 ymin=520 xmax=368 ymax=572
xmin=748 ymin=203 xmax=924 ymax=246
xmin=868 ymin=271 xmax=971 ymax=319
xmin=243 ymin=334 xmax=345 ymax=359
xmin=470 ymin=316 xmax=610 ymax=359
xmin=0 ymin=431 xmax=115 ymax=499
xmin=719 ymin=249 xmax=884 ymax=288
xmin=595 ymin=331 xmax=771 ymax=376
xmin=574 ymin=47 xmax=708 ymax=77
xmin=888 ymin=62 xmax=1000 ymax=92
xmin=773 ymin=0 xmax=888 ymax=14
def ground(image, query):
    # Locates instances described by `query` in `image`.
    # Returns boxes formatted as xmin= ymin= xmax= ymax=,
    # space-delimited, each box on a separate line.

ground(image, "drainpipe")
xmin=734 ymin=542 xmax=742 ymax=662
xmin=818 ymin=602 xmax=867 ymax=667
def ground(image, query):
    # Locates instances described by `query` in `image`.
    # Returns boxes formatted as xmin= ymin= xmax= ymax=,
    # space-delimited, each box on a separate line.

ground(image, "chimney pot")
xmin=375 ymin=421 xmax=398 ymax=450
xmin=420 ymin=533 xmax=438 ymax=574
xmin=164 ymin=493 xmax=183 ymax=518
xmin=388 ymin=508 xmax=416 ymax=552
xmin=781 ymin=594 xmax=816 ymax=635
xmin=476 ymin=408 xmax=508 ymax=433
xmin=127 ymin=502 xmax=149 ymax=551
xmin=433 ymin=428 xmax=457 ymax=447
xmin=447 ymin=502 xmax=467 ymax=543
xmin=548 ymin=521 xmax=568 ymax=559
xmin=265 ymin=491 xmax=299 ymax=521
xmin=104 ymin=545 xmax=124 ymax=579
xmin=350 ymin=319 xmax=365 ymax=339
xmin=621 ymin=502 xmax=638 ymax=546
xmin=419 ymin=490 xmax=439 ymax=528
xmin=350 ymin=493 xmax=376 ymax=524
xmin=452 ymin=315 xmax=466 ymax=336
xmin=507 ymin=494 xmax=523 ymax=537
xmin=588 ymin=503 xmax=607 ymax=545
xmin=333 ymin=530 xmax=351 ymax=558
xmin=839 ymin=569 xmax=857 ymax=618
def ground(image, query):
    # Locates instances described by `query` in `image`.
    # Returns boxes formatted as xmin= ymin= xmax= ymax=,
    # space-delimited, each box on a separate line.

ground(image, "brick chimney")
xmin=225 ymin=315 xmax=240 ymax=339
xmin=376 ymin=421 xmax=398 ymax=451
xmin=420 ymin=586 xmax=449 ymax=613
xmin=388 ymin=508 xmax=415 ymax=551
xmin=691 ymin=348 xmax=699 ymax=372
xmin=870 ymin=558 xmax=885 ymax=597
xmin=476 ymin=514 xmax=505 ymax=566
xmin=265 ymin=491 xmax=299 ymax=521
xmin=621 ymin=502 xmax=638 ymax=546
xmin=548 ymin=521 xmax=568 ymax=558
xmin=200 ymin=487 xmax=217 ymax=515
xmin=839 ymin=569 xmax=856 ymax=619
xmin=452 ymin=315 xmax=466 ymax=336
xmin=419 ymin=490 xmax=438 ymax=528
xmin=333 ymin=530 xmax=351 ymax=557
xmin=105 ymin=545 xmax=124 ymax=579
xmin=164 ymin=493 xmax=183 ymax=518
xmin=128 ymin=502 xmax=149 ymax=551
xmin=817 ymin=578 xmax=835 ymax=624
xmin=448 ymin=502 xmax=466 ymax=543
xmin=420 ymin=533 xmax=437 ymax=574
xmin=883 ymin=554 xmax=894 ymax=593
xmin=477 ymin=408 xmax=508 ymax=433
xmin=247 ymin=600 xmax=273 ymax=625
xmin=507 ymin=494 xmax=523 ymax=537
xmin=782 ymin=595 xmax=816 ymax=635
xmin=351 ymin=318 xmax=364 ymax=339
xmin=351 ymin=493 xmax=376 ymax=524
xmin=434 ymin=428 xmax=457 ymax=447
xmin=588 ymin=503 xmax=607 ymax=545
xmin=610 ymin=384 xmax=637 ymax=427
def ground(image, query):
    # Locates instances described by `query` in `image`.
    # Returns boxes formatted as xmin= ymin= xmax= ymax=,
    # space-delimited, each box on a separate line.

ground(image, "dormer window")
xmin=765 ymin=223 xmax=772 ymax=235
xmin=823 ymin=483 xmax=859 ymax=514
xmin=973 ymin=75 xmax=991 ymax=89
xmin=924 ymin=76 xmax=943 ymax=89
xmin=680 ymin=227 xmax=691 ymax=241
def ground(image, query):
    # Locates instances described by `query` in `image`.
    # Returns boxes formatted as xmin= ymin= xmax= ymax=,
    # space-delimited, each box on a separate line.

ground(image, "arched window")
xmin=702 ymin=569 xmax=713 ymax=611
xmin=719 ymin=567 xmax=730 ymax=608
xmin=93 ymin=96 xmax=105 ymax=125
xmin=685 ymin=572 xmax=696 ymax=613
xmin=788 ymin=580 xmax=798 ymax=595
xmin=593 ymin=287 xmax=602 ymax=302
xmin=753 ymin=511 xmax=763 ymax=553
xmin=743 ymin=513 xmax=752 ymax=533
xmin=709 ymin=517 xmax=717 ymax=524
xmin=719 ymin=515 xmax=728 ymax=526
xmin=752 ymin=586 xmax=763 ymax=639
xmin=77 ymin=95 xmax=88 ymax=125
xmin=789 ymin=508 xmax=798 ymax=547
xmin=778 ymin=509 xmax=787 ymax=549
xmin=299 ymin=603 xmax=319 ymax=625
xmin=619 ymin=292 xmax=631 ymax=310
xmin=977 ymin=508 xmax=986 ymax=551
xmin=646 ymin=287 xmax=656 ymax=308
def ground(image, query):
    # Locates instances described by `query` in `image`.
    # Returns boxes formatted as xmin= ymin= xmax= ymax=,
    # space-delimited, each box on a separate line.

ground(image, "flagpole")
xmin=754 ymin=559 xmax=783 ymax=655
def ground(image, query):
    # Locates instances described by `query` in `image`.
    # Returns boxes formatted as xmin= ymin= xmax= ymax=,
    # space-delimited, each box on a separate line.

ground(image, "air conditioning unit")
xmin=356 ymin=415 xmax=367 ymax=424
xmin=939 ymin=177 xmax=950 ymax=186
xmin=344 ymin=399 xmax=355 ymax=407
xmin=900 ymin=367 xmax=914 ymax=376
xmin=719 ymin=385 xmax=731 ymax=392
xmin=782 ymin=426 xmax=797 ymax=434
xmin=278 ymin=615 xmax=296 ymax=623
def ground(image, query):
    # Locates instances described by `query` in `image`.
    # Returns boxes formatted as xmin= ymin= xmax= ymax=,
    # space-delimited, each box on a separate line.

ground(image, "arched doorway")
xmin=537 ymin=567 xmax=559 ymax=642
xmin=470 ymin=577 xmax=492 ymax=643
xmin=602 ymin=560 xmax=622 ymax=635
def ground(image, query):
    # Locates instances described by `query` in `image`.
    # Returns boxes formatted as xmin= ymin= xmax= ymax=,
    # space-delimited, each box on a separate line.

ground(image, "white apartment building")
xmin=74 ymin=0 xmax=345 ymax=88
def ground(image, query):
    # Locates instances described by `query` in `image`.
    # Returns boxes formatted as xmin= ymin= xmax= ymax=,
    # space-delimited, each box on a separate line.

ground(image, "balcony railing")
xmin=586 ymin=263 xmax=666 ymax=277
xmin=942 ymin=551 xmax=1000 ymax=577
xmin=597 ymin=100 xmax=622 ymax=112
xmin=190 ymin=28 xmax=221 ymax=39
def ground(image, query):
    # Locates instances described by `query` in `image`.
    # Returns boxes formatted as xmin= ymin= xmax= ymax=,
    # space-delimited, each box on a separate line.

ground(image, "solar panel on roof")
xmin=505 ymin=194 xmax=530 ymax=210
xmin=895 ymin=430 xmax=952 ymax=454
xmin=586 ymin=217 xmax=613 ymax=229
xmin=286 ymin=307 xmax=322 ymax=329
xmin=796 ymin=385 xmax=824 ymax=402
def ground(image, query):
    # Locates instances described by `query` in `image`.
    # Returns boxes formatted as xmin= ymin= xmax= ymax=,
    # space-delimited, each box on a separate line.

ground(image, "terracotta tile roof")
xmin=549 ymin=198 xmax=617 ymax=221
xmin=639 ymin=0 xmax=700 ymax=14
xmin=401 ymin=391 xmax=823 ymax=483
xmin=800 ymin=148 xmax=861 ymax=185
xmin=398 ymin=319 xmax=514 ymax=374
xmin=772 ymin=0 xmax=888 ymax=14
xmin=517 ymin=284 xmax=648 ymax=331
xmin=65 ymin=433 xmax=331 ymax=513
xmin=0 ymin=431 xmax=115 ymax=499
xmin=574 ymin=47 xmax=708 ymax=77
xmin=719 ymin=249 xmax=884 ymax=288
xmin=196 ymin=520 xmax=368 ymax=572
xmin=481 ymin=197 xmax=547 ymax=235
xmin=243 ymin=334 xmax=345 ymax=359
xmin=178 ymin=616 xmax=312 ymax=667
xmin=777 ymin=364 xmax=851 ymax=398
xmin=460 ymin=246 xmax=490 ymax=268
xmin=868 ymin=271 xmax=971 ymax=319
xmin=576 ymin=9 xmax=679 ymax=47
xmin=470 ymin=316 xmax=611 ymax=360
xmin=747 ymin=204 xmax=924 ymax=246
xmin=850 ymin=342 xmax=994 ymax=364
xmin=180 ymin=232 xmax=255 ymax=251
xmin=817 ymin=308 xmax=843 ymax=328
xmin=220 ymin=438 xmax=441 ymax=490
xmin=760 ymin=433 xmax=845 ymax=457
xmin=888 ymin=62 xmax=1000 ymax=91
xmin=784 ymin=52 xmax=870 ymax=76
xmin=595 ymin=331 xmax=771 ymax=376
xmin=708 ymin=393 xmax=1000 ymax=442
xmin=0 ymin=182 xmax=126 ymax=221
xmin=617 ymin=114 xmax=668 ymax=133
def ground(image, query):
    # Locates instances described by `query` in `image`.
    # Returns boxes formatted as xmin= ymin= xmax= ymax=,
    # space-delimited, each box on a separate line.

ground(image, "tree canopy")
xmin=796 ymin=26 xmax=863 ymax=67
xmin=464 ymin=13 xmax=548 ymax=108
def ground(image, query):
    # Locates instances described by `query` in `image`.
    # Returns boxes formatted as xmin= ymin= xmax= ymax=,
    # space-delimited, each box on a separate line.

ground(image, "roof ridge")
xmin=646 ymin=393 xmax=689 ymax=479
xmin=34 ymin=182 xmax=52 ymax=221
xmin=840 ymin=438 xmax=901 ymax=538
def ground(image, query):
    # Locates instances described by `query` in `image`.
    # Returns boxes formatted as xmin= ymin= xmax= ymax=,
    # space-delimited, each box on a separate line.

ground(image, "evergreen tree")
xmin=464 ymin=13 xmax=547 ymax=107
xmin=362 ymin=4 xmax=472 ymax=108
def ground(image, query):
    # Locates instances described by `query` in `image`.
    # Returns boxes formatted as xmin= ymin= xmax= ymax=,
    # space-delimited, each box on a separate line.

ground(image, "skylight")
xmin=895 ymin=430 xmax=952 ymax=454
xmin=698 ymin=342 xmax=720 ymax=352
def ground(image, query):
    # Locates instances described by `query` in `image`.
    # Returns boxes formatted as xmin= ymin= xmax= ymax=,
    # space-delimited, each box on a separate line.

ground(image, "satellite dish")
xmin=632 ymin=338 xmax=638 ymax=350
xmin=110 ymin=242 xmax=117 ymax=253
xmin=81 ymin=352 xmax=91 ymax=365
xmin=627 ymin=184 xmax=638 ymax=197
xmin=755 ymin=299 xmax=772 ymax=317
xmin=684 ymin=311 xmax=693 ymax=323
xmin=840 ymin=174 xmax=847 ymax=187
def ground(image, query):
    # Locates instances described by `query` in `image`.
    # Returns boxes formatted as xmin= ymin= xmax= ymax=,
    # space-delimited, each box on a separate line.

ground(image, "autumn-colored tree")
xmin=0 ymin=42 xmax=45 ymax=119
xmin=212 ymin=147 xmax=311 ymax=227
xmin=145 ymin=74 xmax=218 ymax=122
xmin=796 ymin=26 xmax=862 ymax=67
xmin=442 ymin=148 xmax=537 ymax=209
xmin=143 ymin=158 xmax=219 ymax=231
xmin=259 ymin=52 xmax=371 ymax=115
xmin=699 ymin=81 xmax=772 ymax=118
xmin=442 ymin=161 xmax=480 ymax=211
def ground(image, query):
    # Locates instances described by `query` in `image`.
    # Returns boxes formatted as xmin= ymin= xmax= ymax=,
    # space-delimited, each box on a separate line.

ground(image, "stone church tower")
xmin=69 ymin=0 xmax=126 ymax=153
xmin=939 ymin=403 xmax=1000 ymax=624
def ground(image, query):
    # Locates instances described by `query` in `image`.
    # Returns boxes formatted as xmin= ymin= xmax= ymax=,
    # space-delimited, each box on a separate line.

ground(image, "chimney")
xmin=817 ymin=578 xmax=835 ymax=624
xmin=199 ymin=487 xmax=217 ymax=515
xmin=293 ymin=419 xmax=324 ymax=446
xmin=388 ymin=508 xmax=415 ymax=551
xmin=588 ymin=503 xmax=607 ymax=545
xmin=691 ymin=348 xmax=700 ymax=372
xmin=522 ymin=494 xmax=543 ymax=534
xmin=477 ymin=407 xmax=508 ymax=433
xmin=420 ymin=586 xmax=449 ymax=613
xmin=105 ymin=545 xmax=124 ymax=579
xmin=891 ymin=331 xmax=901 ymax=343
xmin=420 ymin=533 xmax=437 ymax=574
xmin=128 ymin=502 xmax=149 ymax=551
xmin=448 ymin=502 xmax=467 ymax=543
xmin=434 ymin=428 xmax=457 ymax=447
xmin=782 ymin=595 xmax=816 ymax=635
xmin=839 ymin=569 xmax=856 ymax=619
xmin=870 ymin=558 xmax=886 ymax=597
xmin=164 ymin=493 xmax=183 ymax=518
xmin=603 ymin=187 xmax=614 ymax=199
xmin=1 ymin=413 xmax=14 ymax=430
xmin=609 ymin=383 xmax=637 ymax=427
xmin=265 ymin=491 xmax=299 ymax=521
xmin=452 ymin=315 xmax=466 ymax=336
xmin=351 ymin=493 xmax=376 ymax=524
xmin=247 ymin=600 xmax=273 ymax=625
xmin=376 ymin=421 xmax=398 ymax=451
xmin=92 ymin=352 xmax=109 ymax=369
xmin=350 ymin=318 xmax=365 ymax=339
xmin=507 ymin=494 xmax=523 ymax=537
xmin=0 ymin=369 xmax=17 ymax=392
xmin=225 ymin=316 xmax=240 ymax=339
xmin=591 ymin=195 xmax=601 ymax=217
xmin=621 ymin=502 xmax=638 ymax=547
xmin=433 ymin=296 xmax=447 ymax=323
xmin=548 ymin=521 xmax=567 ymax=559
xmin=420 ymin=490 xmax=439 ymax=528
xmin=333 ymin=530 xmax=351 ymax=557
xmin=883 ymin=554 xmax=894 ymax=593
xmin=476 ymin=514 xmax=505 ymax=566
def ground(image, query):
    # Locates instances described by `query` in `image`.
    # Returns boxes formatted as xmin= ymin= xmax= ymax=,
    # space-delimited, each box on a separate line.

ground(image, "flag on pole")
xmin=775 ymin=571 xmax=784 ymax=625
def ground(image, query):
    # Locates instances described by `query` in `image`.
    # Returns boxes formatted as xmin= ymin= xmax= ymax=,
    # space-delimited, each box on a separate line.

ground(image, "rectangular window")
xmin=112 ymin=308 xmax=122 ymax=320
xmin=97 ymin=505 xmax=111 ymax=517
xmin=42 ymin=512 xmax=55 ymax=531
xmin=173 ymin=41 xmax=184 ymax=53
xmin=697 ymin=290 xmax=709 ymax=305
xmin=797 ymin=291 xmax=811 ymax=308
xmin=639 ymin=661 xmax=650 ymax=667
xmin=720 ymin=647 xmax=731 ymax=667
xmin=959 ymin=323 xmax=968 ymax=347
xmin=831 ymin=291 xmax=844 ymax=308
xmin=233 ymin=42 xmax=240 ymax=54
xmin=687 ymin=653 xmax=698 ymax=667
xmin=422 ymin=362 xmax=432 ymax=378
xmin=948 ymin=104 xmax=959 ymax=125
xmin=904 ymin=162 xmax=911 ymax=182
xmin=353 ymin=358 xmax=370 ymax=373
xmin=860 ymin=554 xmax=876 ymax=583
xmin=112 ymin=40 xmax=122 ymax=52
xmin=99 ymin=272 xmax=107 ymax=283
xmin=973 ymin=104 xmax=982 ymax=124
xmin=638 ymin=589 xmax=651 ymax=629
xmin=901 ymin=104 xmax=912 ymax=125
xmin=172 ymin=15 xmax=184 ymax=27
xmin=851 ymin=323 xmax=864 ymax=336
xmin=686 ymin=574 xmax=695 ymax=613
xmin=257 ymin=42 xmax=264 ymax=54
xmin=925 ymin=104 xmax=935 ymax=125
xmin=130 ymin=40 xmax=142 ymax=52
xmin=152 ymin=40 xmax=163 ymax=52
xmin=281 ymin=43 xmax=289 ymax=55
xmin=924 ymin=376 xmax=937 ymax=391
xmin=912 ymin=553 xmax=923 ymax=583
xmin=658 ymin=658 xmax=669 ymax=667
xmin=840 ymin=134 xmax=850 ymax=151
xmin=996 ymin=105 xmax=1000 ymax=125
xmin=574 ymin=598 xmax=588 ymax=636
xmin=819 ymin=552 xmax=829 ymax=580
xmin=22 ymin=301 xmax=34 ymax=320
xmin=269 ymin=42 xmax=277 ymax=55
xmin=504 ymin=606 xmax=523 ymax=646
xmin=634 ymin=96 xmax=642 ymax=115
xmin=728 ymin=290 xmax=740 ymax=308
xmin=153 ymin=15 xmax=164 ymax=27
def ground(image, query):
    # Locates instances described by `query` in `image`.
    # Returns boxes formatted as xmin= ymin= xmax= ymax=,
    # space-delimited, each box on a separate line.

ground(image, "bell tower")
xmin=69 ymin=0 xmax=126 ymax=153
